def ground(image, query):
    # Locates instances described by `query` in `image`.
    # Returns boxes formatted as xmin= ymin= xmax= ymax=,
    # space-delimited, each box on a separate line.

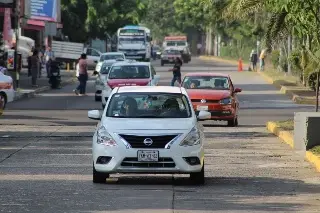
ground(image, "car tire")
xmin=190 ymin=162 xmax=205 ymax=185
xmin=227 ymin=117 xmax=238 ymax=127
xmin=95 ymin=94 xmax=101 ymax=102
xmin=93 ymin=163 xmax=109 ymax=183
xmin=161 ymin=61 xmax=164 ymax=66
xmin=0 ymin=93 xmax=6 ymax=116
xmin=102 ymin=104 xmax=106 ymax=109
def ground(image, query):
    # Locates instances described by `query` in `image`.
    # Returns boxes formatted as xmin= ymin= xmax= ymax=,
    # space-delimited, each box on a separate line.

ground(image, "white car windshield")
xmin=106 ymin=93 xmax=192 ymax=118
xmin=166 ymin=41 xmax=186 ymax=46
xmin=108 ymin=65 xmax=150 ymax=79
xmin=182 ymin=76 xmax=230 ymax=90
xmin=100 ymin=54 xmax=124 ymax=61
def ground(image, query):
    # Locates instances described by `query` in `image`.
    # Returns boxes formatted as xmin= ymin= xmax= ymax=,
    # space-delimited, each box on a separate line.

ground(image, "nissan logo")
xmin=143 ymin=138 xmax=153 ymax=146
xmin=201 ymin=99 xmax=206 ymax=103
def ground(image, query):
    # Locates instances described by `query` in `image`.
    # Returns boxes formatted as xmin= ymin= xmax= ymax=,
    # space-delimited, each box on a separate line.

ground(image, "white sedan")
xmin=95 ymin=52 xmax=126 ymax=73
xmin=0 ymin=72 xmax=14 ymax=115
xmin=88 ymin=86 xmax=211 ymax=184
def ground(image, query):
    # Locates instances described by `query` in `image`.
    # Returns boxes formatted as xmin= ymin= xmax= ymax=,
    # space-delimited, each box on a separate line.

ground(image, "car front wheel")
xmin=227 ymin=117 xmax=238 ymax=127
xmin=0 ymin=93 xmax=6 ymax=116
xmin=93 ymin=163 xmax=110 ymax=183
xmin=190 ymin=162 xmax=205 ymax=185
xmin=95 ymin=94 xmax=101 ymax=102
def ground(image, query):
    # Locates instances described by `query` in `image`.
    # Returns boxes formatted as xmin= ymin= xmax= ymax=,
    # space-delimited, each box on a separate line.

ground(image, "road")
xmin=0 ymin=58 xmax=319 ymax=213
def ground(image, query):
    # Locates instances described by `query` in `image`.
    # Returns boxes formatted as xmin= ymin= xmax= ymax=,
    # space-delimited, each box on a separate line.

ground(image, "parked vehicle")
xmin=88 ymin=86 xmax=211 ymax=184
xmin=0 ymin=72 xmax=14 ymax=115
xmin=101 ymin=60 xmax=160 ymax=109
xmin=182 ymin=72 xmax=242 ymax=127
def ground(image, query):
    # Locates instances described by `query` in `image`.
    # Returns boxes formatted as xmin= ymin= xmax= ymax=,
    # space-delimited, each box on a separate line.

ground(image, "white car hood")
xmin=102 ymin=117 xmax=195 ymax=133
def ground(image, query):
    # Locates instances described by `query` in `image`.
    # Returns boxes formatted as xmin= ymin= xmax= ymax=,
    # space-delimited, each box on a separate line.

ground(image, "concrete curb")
xmin=258 ymin=71 xmax=317 ymax=105
xmin=266 ymin=121 xmax=320 ymax=173
xmin=199 ymin=56 xmax=250 ymax=66
xmin=13 ymin=77 xmax=77 ymax=101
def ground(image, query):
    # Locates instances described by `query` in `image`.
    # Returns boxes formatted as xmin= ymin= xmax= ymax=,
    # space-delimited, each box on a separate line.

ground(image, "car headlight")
xmin=96 ymin=126 xmax=117 ymax=146
xmin=220 ymin=97 xmax=232 ymax=105
xmin=180 ymin=126 xmax=201 ymax=146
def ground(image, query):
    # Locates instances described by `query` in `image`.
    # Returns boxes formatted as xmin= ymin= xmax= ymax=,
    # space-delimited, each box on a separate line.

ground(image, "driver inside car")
xmin=214 ymin=79 xmax=226 ymax=89
xmin=120 ymin=97 xmax=138 ymax=116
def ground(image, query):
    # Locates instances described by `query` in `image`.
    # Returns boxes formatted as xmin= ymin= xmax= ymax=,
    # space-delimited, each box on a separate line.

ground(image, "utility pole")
xmin=316 ymin=71 xmax=319 ymax=112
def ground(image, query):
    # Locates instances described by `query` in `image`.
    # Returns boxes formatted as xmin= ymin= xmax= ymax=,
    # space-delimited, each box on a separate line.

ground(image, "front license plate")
xmin=197 ymin=105 xmax=208 ymax=111
xmin=137 ymin=150 xmax=159 ymax=162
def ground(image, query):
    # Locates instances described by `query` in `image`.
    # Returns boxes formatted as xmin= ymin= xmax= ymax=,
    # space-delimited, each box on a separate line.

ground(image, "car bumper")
xmin=93 ymin=144 xmax=204 ymax=174
xmin=193 ymin=104 xmax=236 ymax=120
xmin=4 ymin=89 xmax=14 ymax=103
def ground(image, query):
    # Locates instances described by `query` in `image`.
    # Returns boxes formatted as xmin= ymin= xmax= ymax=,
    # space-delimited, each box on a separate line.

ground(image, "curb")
xmin=13 ymin=77 xmax=77 ymax=101
xmin=258 ymin=71 xmax=317 ymax=105
xmin=266 ymin=121 xmax=320 ymax=173
xmin=199 ymin=56 xmax=249 ymax=66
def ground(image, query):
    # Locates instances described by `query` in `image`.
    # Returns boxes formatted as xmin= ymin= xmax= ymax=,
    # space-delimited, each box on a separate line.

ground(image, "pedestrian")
xmin=75 ymin=57 xmax=80 ymax=79
xmin=27 ymin=46 xmax=35 ymax=77
xmin=197 ymin=43 xmax=202 ymax=56
xmin=30 ymin=49 xmax=40 ymax=87
xmin=37 ymin=47 xmax=43 ymax=78
xmin=0 ymin=59 xmax=7 ymax=75
xmin=169 ymin=57 xmax=182 ymax=87
xmin=73 ymin=54 xmax=88 ymax=96
xmin=44 ymin=46 xmax=55 ymax=78
xmin=250 ymin=49 xmax=258 ymax=71
xmin=259 ymin=49 xmax=266 ymax=71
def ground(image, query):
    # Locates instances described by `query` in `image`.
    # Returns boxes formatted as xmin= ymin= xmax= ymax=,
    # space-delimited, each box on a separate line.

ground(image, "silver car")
xmin=94 ymin=60 xmax=118 ymax=101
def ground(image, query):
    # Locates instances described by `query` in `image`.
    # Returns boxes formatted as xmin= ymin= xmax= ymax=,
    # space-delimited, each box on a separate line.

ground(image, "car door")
xmin=150 ymin=66 xmax=159 ymax=86
xmin=86 ymin=48 xmax=101 ymax=69
xmin=229 ymin=78 xmax=238 ymax=109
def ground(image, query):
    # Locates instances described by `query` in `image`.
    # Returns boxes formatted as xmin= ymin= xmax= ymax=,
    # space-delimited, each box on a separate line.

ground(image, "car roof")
xmin=117 ymin=86 xmax=187 ymax=95
xmin=111 ymin=61 xmax=150 ymax=66
xmin=101 ymin=52 xmax=124 ymax=55
xmin=184 ymin=72 xmax=230 ymax=77
xmin=102 ymin=59 xmax=117 ymax=63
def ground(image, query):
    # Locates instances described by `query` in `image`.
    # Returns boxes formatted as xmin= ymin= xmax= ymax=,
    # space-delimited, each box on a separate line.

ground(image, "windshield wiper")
xmin=137 ymin=115 xmax=160 ymax=118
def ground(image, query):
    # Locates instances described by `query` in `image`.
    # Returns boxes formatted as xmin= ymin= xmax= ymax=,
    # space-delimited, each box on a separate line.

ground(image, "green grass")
xmin=309 ymin=145 xmax=320 ymax=156
xmin=263 ymin=68 xmax=300 ymax=85
xmin=275 ymin=119 xmax=294 ymax=131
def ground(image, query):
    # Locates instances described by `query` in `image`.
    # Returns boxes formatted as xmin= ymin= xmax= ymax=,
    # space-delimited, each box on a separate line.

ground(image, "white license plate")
xmin=137 ymin=150 xmax=159 ymax=162
xmin=197 ymin=105 xmax=208 ymax=111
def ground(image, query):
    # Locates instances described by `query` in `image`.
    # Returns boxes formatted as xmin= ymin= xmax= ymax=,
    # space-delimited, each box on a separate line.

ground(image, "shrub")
xmin=270 ymin=50 xmax=280 ymax=68
xmin=307 ymin=71 xmax=319 ymax=91
xmin=288 ymin=49 xmax=303 ymax=77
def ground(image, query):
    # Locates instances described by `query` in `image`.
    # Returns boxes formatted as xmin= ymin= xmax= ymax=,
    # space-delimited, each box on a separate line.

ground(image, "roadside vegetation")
xmin=274 ymin=119 xmax=294 ymax=131
xmin=310 ymin=146 xmax=320 ymax=156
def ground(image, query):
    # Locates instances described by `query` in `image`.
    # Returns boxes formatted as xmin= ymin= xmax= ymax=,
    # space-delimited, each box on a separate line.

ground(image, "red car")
xmin=182 ymin=72 xmax=242 ymax=126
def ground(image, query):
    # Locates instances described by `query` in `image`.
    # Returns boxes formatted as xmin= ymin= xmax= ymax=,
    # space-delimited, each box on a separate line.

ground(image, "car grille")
xmin=191 ymin=99 xmax=219 ymax=103
xmin=121 ymin=157 xmax=176 ymax=168
xmin=119 ymin=134 xmax=178 ymax=148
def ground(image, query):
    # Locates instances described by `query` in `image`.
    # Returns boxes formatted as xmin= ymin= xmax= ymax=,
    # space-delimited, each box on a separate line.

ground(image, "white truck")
xmin=117 ymin=25 xmax=152 ymax=61
xmin=52 ymin=41 xmax=101 ymax=70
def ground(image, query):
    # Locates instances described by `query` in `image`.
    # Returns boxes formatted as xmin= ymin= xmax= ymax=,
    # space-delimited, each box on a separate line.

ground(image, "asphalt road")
xmin=0 ymin=58 xmax=319 ymax=213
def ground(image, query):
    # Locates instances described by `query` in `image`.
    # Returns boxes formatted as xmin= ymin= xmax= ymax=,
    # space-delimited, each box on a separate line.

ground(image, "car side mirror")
xmin=88 ymin=110 xmax=102 ymax=120
xmin=234 ymin=88 xmax=242 ymax=93
xmin=197 ymin=111 xmax=211 ymax=120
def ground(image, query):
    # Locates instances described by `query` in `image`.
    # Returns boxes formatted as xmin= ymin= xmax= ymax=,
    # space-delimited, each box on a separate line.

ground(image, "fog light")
xmin=96 ymin=156 xmax=112 ymax=164
xmin=183 ymin=157 xmax=200 ymax=165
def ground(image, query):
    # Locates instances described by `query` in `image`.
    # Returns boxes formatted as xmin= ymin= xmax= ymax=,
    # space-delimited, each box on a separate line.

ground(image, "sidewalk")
xmin=199 ymin=55 xmax=319 ymax=105
xmin=14 ymin=69 xmax=78 ymax=101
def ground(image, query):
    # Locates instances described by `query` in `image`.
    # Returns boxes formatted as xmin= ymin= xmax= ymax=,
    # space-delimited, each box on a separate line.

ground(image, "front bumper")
xmin=193 ymin=103 xmax=236 ymax=121
xmin=93 ymin=140 xmax=204 ymax=174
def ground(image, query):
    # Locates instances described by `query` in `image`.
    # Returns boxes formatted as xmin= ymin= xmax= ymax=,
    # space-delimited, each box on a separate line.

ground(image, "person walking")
xmin=259 ymin=49 xmax=266 ymax=71
xmin=169 ymin=57 xmax=183 ymax=87
xmin=30 ymin=49 xmax=40 ymax=87
xmin=44 ymin=46 xmax=55 ymax=78
xmin=197 ymin=43 xmax=202 ymax=56
xmin=249 ymin=49 xmax=258 ymax=71
xmin=74 ymin=54 xmax=88 ymax=96
xmin=27 ymin=46 xmax=35 ymax=77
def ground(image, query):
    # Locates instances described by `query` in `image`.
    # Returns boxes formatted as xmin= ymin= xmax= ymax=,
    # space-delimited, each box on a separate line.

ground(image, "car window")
xmin=108 ymin=65 xmax=150 ymax=79
xmin=182 ymin=76 xmax=230 ymax=90
xmin=100 ymin=63 xmax=114 ymax=74
xmin=100 ymin=54 xmax=124 ymax=62
xmin=106 ymin=93 xmax=192 ymax=118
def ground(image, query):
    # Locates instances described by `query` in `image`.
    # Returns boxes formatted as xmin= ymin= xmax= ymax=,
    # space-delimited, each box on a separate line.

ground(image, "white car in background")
xmin=95 ymin=52 xmax=126 ymax=73
xmin=88 ymin=86 xmax=211 ymax=184
xmin=101 ymin=61 xmax=160 ymax=109
xmin=0 ymin=72 xmax=14 ymax=115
